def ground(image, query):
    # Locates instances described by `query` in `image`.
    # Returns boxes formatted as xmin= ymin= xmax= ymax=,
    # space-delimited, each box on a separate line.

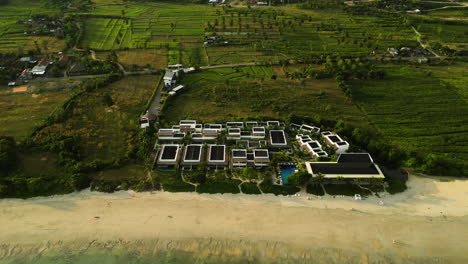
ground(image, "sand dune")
xmin=0 ymin=175 xmax=467 ymax=263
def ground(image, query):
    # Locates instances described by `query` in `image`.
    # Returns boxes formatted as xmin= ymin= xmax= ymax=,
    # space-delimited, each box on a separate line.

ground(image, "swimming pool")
xmin=280 ymin=164 xmax=297 ymax=185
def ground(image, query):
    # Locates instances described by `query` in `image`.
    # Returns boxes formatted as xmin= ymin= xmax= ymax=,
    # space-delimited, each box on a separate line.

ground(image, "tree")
xmin=0 ymin=136 xmax=17 ymax=177
xmin=310 ymin=172 xmax=325 ymax=186
xmin=242 ymin=167 xmax=257 ymax=181
xmin=287 ymin=171 xmax=311 ymax=186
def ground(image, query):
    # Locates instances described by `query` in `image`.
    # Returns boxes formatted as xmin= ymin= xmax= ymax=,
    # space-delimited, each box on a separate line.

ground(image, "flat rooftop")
xmin=232 ymin=149 xmax=247 ymax=158
xmin=270 ymin=130 xmax=287 ymax=145
xmin=209 ymin=145 xmax=225 ymax=161
xmin=184 ymin=145 xmax=202 ymax=161
xmin=338 ymin=153 xmax=372 ymax=163
xmin=307 ymin=142 xmax=320 ymax=149
xmin=161 ymin=145 xmax=178 ymax=160
xmin=254 ymin=149 xmax=269 ymax=158
xmin=309 ymin=163 xmax=379 ymax=175
xmin=328 ymin=135 xmax=341 ymax=143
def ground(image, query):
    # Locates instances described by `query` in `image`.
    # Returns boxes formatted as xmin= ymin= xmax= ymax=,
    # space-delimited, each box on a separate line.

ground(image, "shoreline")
xmin=1 ymin=174 xmax=468 ymax=262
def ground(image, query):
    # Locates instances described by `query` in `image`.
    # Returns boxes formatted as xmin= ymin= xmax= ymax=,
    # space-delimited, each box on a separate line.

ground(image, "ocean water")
xmin=0 ymin=239 xmax=460 ymax=264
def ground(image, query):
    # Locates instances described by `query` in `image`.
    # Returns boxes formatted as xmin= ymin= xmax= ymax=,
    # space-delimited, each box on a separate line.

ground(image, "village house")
xmin=163 ymin=70 xmax=177 ymax=87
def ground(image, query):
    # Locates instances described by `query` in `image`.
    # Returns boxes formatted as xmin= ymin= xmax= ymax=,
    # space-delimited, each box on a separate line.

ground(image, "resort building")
xmin=321 ymin=131 xmax=349 ymax=154
xmin=253 ymin=149 xmax=270 ymax=167
xmin=296 ymin=134 xmax=328 ymax=159
xmin=269 ymin=130 xmax=288 ymax=149
xmin=192 ymin=128 xmax=219 ymax=143
xmin=179 ymin=120 xmax=200 ymax=133
xmin=157 ymin=144 xmax=181 ymax=168
xmin=231 ymin=149 xmax=248 ymax=168
xmin=252 ymin=127 xmax=266 ymax=137
xmin=305 ymin=153 xmax=384 ymax=184
xmin=226 ymin=122 xmax=244 ymax=128
xmin=300 ymin=124 xmax=321 ymax=134
xmin=158 ymin=129 xmax=185 ymax=142
xmin=181 ymin=144 xmax=204 ymax=170
xmin=207 ymin=145 xmax=228 ymax=170
xmin=204 ymin=123 xmax=224 ymax=130
xmin=245 ymin=121 xmax=258 ymax=127
xmin=267 ymin=121 xmax=280 ymax=127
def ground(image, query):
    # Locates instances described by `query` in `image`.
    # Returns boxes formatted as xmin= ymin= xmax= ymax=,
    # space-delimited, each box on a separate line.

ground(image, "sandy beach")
xmin=1 ymin=174 xmax=468 ymax=263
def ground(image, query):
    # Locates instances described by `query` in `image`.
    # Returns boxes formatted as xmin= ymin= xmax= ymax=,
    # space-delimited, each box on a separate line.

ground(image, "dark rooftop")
xmin=270 ymin=130 xmax=286 ymax=144
xmin=247 ymin=153 xmax=254 ymax=161
xmin=161 ymin=146 xmax=177 ymax=160
xmin=233 ymin=150 xmax=247 ymax=157
xmin=308 ymin=142 xmax=320 ymax=149
xmin=338 ymin=153 xmax=372 ymax=163
xmin=184 ymin=145 xmax=201 ymax=161
xmin=328 ymin=135 xmax=341 ymax=143
xmin=209 ymin=145 xmax=225 ymax=161
xmin=253 ymin=127 xmax=265 ymax=132
xmin=241 ymin=131 xmax=251 ymax=136
xmin=311 ymin=163 xmax=379 ymax=175
xmin=173 ymin=133 xmax=184 ymax=138
xmin=254 ymin=150 xmax=269 ymax=157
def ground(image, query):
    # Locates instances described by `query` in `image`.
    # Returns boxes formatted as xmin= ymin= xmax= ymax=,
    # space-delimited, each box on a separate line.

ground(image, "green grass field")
xmin=349 ymin=64 xmax=468 ymax=164
xmin=34 ymin=75 xmax=160 ymax=163
xmin=162 ymin=66 xmax=368 ymax=126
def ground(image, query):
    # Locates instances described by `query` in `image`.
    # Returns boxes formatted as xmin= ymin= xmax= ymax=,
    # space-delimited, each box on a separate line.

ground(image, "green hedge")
xmin=259 ymin=182 xmax=299 ymax=196
xmin=197 ymin=178 xmax=240 ymax=194
xmin=240 ymin=182 xmax=261 ymax=194
xmin=306 ymin=184 xmax=325 ymax=196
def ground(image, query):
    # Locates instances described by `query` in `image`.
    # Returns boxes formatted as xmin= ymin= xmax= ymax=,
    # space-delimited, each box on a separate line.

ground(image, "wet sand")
xmin=0 ymin=175 xmax=467 ymax=263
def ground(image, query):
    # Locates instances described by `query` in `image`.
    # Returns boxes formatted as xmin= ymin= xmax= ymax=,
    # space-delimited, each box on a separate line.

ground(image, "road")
xmin=147 ymin=76 xmax=165 ymax=120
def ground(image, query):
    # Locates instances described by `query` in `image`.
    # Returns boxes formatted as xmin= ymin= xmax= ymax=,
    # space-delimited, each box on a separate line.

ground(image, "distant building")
xmin=68 ymin=63 xmax=87 ymax=76
xmin=163 ymin=71 xmax=177 ymax=87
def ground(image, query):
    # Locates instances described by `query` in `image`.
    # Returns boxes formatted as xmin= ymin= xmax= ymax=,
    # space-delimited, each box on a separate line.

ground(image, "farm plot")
xmin=162 ymin=66 xmax=367 ymax=126
xmin=203 ymin=7 xmax=419 ymax=62
xmin=349 ymin=64 xmax=468 ymax=164
xmin=81 ymin=18 xmax=131 ymax=50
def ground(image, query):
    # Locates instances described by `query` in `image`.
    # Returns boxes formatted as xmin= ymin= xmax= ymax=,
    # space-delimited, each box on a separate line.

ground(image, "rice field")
xmin=0 ymin=0 xmax=61 ymax=52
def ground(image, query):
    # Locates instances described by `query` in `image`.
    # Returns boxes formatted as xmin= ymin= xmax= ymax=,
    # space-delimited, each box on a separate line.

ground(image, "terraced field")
xmin=0 ymin=0 xmax=60 ymax=52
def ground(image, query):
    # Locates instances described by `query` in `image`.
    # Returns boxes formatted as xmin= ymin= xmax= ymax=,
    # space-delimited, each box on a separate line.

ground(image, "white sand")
xmin=0 ymin=174 xmax=467 ymax=262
